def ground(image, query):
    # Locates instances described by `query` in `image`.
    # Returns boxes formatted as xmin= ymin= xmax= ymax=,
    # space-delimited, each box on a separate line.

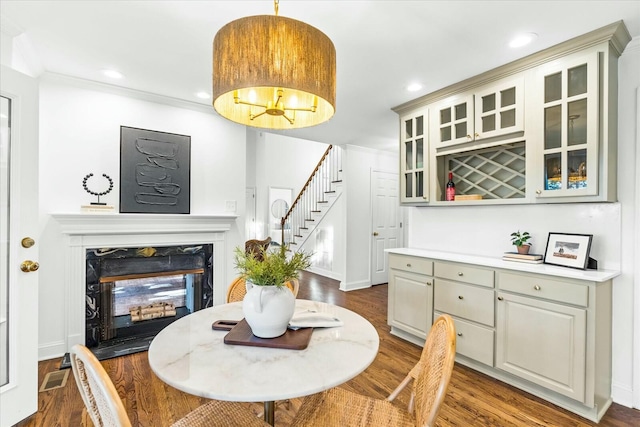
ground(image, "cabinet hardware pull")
xmin=536 ymin=190 xmax=542 ymax=195
xmin=427 ymin=282 xmax=432 ymax=286
xmin=406 ymin=263 xmax=412 ymax=267
xmin=497 ymin=296 xmax=504 ymax=301
xmin=457 ymin=333 xmax=463 ymax=337
xmin=466 ymin=134 xmax=472 ymax=139
xmin=458 ymin=295 xmax=464 ymax=300
xmin=474 ymin=132 xmax=480 ymax=138
xmin=534 ymin=285 xmax=541 ymax=291
xmin=458 ymin=272 xmax=463 ymax=276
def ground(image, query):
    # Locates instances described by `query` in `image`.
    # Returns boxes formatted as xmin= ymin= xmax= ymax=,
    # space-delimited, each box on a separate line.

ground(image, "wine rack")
xmin=442 ymin=142 xmax=526 ymax=200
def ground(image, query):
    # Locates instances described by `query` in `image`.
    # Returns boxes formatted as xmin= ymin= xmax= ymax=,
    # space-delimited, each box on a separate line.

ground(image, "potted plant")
xmin=510 ymin=230 xmax=532 ymax=254
xmin=234 ymin=245 xmax=312 ymax=338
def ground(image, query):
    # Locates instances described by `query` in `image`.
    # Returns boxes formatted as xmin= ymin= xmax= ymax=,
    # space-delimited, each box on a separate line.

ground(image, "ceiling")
xmin=1 ymin=1 xmax=639 ymax=152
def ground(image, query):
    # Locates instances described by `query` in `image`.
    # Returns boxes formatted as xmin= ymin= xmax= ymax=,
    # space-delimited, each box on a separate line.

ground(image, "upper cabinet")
xmin=393 ymin=21 xmax=631 ymax=206
xmin=432 ymin=78 xmax=524 ymax=149
xmin=400 ymin=107 xmax=429 ymax=203
xmin=535 ymin=53 xmax=599 ymax=199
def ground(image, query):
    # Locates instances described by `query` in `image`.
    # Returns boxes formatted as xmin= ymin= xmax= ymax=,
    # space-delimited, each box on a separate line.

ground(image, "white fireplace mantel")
xmin=51 ymin=213 xmax=237 ymax=354
xmin=51 ymin=213 xmax=237 ymax=235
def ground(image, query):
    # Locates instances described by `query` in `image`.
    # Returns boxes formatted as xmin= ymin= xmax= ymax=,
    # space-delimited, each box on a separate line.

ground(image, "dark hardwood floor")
xmin=17 ymin=271 xmax=639 ymax=426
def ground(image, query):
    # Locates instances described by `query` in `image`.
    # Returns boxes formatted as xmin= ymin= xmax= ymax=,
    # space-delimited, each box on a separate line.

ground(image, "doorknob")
xmin=21 ymin=237 xmax=35 ymax=248
xmin=20 ymin=260 xmax=39 ymax=272
xmin=372 ymin=232 xmax=379 ymax=236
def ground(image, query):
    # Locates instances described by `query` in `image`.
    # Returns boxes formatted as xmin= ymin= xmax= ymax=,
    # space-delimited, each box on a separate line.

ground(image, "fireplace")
xmin=85 ymin=244 xmax=213 ymax=360
xmin=51 ymin=213 xmax=236 ymax=362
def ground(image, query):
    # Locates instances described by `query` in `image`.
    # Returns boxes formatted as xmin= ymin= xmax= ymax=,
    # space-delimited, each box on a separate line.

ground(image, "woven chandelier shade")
xmin=213 ymin=14 xmax=336 ymax=129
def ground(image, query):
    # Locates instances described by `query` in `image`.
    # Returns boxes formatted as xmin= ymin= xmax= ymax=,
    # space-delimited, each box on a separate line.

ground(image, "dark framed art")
xmin=119 ymin=126 xmax=191 ymax=214
xmin=543 ymin=232 xmax=593 ymax=270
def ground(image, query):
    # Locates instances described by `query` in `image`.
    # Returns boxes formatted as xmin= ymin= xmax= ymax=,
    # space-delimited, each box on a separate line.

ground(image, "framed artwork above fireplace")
xmin=120 ymin=126 xmax=191 ymax=214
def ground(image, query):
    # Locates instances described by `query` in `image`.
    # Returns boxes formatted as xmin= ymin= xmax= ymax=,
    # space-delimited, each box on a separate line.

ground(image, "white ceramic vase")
xmin=242 ymin=281 xmax=295 ymax=338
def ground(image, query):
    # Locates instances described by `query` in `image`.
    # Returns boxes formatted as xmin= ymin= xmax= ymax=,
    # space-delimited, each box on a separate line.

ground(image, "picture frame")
xmin=120 ymin=126 xmax=191 ymax=214
xmin=543 ymin=232 xmax=593 ymax=270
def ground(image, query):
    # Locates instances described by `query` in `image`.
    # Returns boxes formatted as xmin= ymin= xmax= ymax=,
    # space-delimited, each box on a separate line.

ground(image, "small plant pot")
xmin=516 ymin=245 xmax=530 ymax=255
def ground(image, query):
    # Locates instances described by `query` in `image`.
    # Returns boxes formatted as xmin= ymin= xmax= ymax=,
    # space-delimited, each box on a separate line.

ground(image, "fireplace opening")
xmin=84 ymin=244 xmax=213 ymax=361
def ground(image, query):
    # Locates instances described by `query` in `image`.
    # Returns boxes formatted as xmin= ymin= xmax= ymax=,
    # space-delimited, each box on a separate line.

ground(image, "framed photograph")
xmin=120 ymin=126 xmax=191 ymax=214
xmin=543 ymin=232 xmax=593 ymax=270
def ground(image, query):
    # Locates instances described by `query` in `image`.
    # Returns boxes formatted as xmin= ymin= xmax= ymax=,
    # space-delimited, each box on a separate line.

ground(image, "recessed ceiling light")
xmin=103 ymin=69 xmax=123 ymax=79
xmin=196 ymin=91 xmax=211 ymax=100
xmin=407 ymin=83 xmax=423 ymax=92
xmin=509 ymin=32 xmax=538 ymax=48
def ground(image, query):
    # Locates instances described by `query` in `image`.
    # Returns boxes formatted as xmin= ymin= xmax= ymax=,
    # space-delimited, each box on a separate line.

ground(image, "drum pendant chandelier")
xmin=212 ymin=0 xmax=336 ymax=129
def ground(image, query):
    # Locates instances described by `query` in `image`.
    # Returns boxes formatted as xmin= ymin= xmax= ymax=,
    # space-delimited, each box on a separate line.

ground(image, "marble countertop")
xmin=386 ymin=248 xmax=620 ymax=282
xmin=148 ymin=300 xmax=379 ymax=402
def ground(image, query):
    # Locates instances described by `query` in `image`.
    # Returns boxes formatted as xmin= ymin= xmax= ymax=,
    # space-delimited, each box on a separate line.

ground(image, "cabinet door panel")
xmin=400 ymin=108 xmax=429 ymax=203
xmin=390 ymin=270 xmax=433 ymax=338
xmin=496 ymin=292 xmax=586 ymax=402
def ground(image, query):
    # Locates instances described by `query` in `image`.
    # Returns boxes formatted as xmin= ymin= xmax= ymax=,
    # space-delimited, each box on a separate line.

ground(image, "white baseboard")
xmin=306 ymin=266 xmax=342 ymax=282
xmin=339 ymin=280 xmax=370 ymax=292
xmin=612 ymin=381 xmax=634 ymax=408
xmin=38 ymin=341 xmax=67 ymax=361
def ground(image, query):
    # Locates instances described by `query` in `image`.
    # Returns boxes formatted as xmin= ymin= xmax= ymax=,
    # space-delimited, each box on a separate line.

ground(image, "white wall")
xmin=36 ymin=75 xmax=246 ymax=359
xmin=403 ymin=38 xmax=640 ymax=407
xmin=343 ymin=144 xmax=397 ymax=290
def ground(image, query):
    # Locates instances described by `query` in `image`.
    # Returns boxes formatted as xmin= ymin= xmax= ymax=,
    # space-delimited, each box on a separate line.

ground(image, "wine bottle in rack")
xmin=445 ymin=171 xmax=456 ymax=201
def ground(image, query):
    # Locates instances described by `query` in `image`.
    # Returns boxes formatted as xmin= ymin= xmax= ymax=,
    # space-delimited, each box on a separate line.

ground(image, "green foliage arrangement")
xmin=234 ymin=244 xmax=312 ymax=287
xmin=510 ymin=230 xmax=532 ymax=247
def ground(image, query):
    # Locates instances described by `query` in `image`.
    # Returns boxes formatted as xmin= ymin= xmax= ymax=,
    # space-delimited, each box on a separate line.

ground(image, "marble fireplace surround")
xmin=52 ymin=213 xmax=237 ymax=352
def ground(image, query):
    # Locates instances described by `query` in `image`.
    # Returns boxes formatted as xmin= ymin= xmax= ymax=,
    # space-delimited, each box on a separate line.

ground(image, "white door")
xmin=0 ymin=66 xmax=40 ymax=427
xmin=371 ymin=170 xmax=401 ymax=285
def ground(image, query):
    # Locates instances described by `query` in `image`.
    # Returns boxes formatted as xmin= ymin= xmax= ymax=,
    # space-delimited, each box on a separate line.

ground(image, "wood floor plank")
xmin=16 ymin=271 xmax=640 ymax=426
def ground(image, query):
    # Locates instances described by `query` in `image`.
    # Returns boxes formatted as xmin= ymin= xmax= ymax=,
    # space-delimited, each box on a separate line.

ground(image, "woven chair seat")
xmin=171 ymin=399 xmax=268 ymax=427
xmin=291 ymin=387 xmax=415 ymax=426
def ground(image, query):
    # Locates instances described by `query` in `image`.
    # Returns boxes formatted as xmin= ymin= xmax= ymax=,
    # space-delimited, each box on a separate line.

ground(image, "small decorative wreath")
xmin=83 ymin=173 xmax=114 ymax=197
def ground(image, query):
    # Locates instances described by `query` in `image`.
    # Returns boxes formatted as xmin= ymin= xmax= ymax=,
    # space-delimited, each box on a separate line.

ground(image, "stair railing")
xmin=281 ymin=144 xmax=342 ymax=247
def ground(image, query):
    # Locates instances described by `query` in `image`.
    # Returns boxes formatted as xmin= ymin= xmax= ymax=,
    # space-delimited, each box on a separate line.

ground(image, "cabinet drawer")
xmin=390 ymin=255 xmax=433 ymax=276
xmin=436 ymin=311 xmax=494 ymax=366
xmin=434 ymin=279 xmax=495 ymax=326
xmin=498 ymin=272 xmax=588 ymax=307
xmin=434 ymin=261 xmax=494 ymax=288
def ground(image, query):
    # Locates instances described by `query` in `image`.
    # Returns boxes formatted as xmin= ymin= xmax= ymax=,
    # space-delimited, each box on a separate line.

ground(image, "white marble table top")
xmin=148 ymin=299 xmax=379 ymax=402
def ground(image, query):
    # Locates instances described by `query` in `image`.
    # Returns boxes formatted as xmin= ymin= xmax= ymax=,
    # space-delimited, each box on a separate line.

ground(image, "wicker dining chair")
xmin=69 ymin=344 xmax=270 ymax=427
xmin=290 ymin=314 xmax=456 ymax=427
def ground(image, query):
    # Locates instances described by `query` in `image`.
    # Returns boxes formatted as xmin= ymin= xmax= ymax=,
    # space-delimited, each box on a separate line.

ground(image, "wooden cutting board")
xmin=223 ymin=319 xmax=313 ymax=350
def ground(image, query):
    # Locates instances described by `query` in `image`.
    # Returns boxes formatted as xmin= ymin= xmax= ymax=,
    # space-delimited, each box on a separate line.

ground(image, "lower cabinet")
xmin=496 ymin=291 xmax=586 ymax=402
xmin=386 ymin=250 xmax=615 ymax=422
xmin=388 ymin=255 xmax=433 ymax=341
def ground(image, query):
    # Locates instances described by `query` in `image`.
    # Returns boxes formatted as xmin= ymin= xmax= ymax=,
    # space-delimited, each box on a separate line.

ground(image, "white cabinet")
xmin=535 ymin=53 xmax=600 ymax=199
xmin=431 ymin=78 xmax=524 ymax=149
xmin=496 ymin=291 xmax=587 ymax=401
xmin=399 ymin=107 xmax=429 ymax=203
xmin=388 ymin=254 xmax=433 ymax=341
xmin=433 ymin=261 xmax=495 ymax=366
xmin=386 ymin=248 xmax=617 ymax=422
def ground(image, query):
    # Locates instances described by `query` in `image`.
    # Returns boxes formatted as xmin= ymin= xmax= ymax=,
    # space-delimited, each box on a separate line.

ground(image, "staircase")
xmin=281 ymin=145 xmax=343 ymax=250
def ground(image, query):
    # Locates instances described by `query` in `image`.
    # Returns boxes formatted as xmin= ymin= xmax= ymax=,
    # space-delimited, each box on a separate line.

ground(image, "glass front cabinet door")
xmin=400 ymin=108 xmax=429 ymax=203
xmin=537 ymin=53 xmax=598 ymax=199
xmin=432 ymin=95 xmax=474 ymax=149
xmin=473 ymin=77 xmax=524 ymax=140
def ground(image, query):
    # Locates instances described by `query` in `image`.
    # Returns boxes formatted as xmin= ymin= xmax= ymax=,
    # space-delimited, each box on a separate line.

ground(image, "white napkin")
xmin=288 ymin=310 xmax=344 ymax=329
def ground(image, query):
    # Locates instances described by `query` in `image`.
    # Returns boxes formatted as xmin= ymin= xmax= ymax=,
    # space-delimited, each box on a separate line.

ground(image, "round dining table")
xmin=148 ymin=299 xmax=379 ymax=425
